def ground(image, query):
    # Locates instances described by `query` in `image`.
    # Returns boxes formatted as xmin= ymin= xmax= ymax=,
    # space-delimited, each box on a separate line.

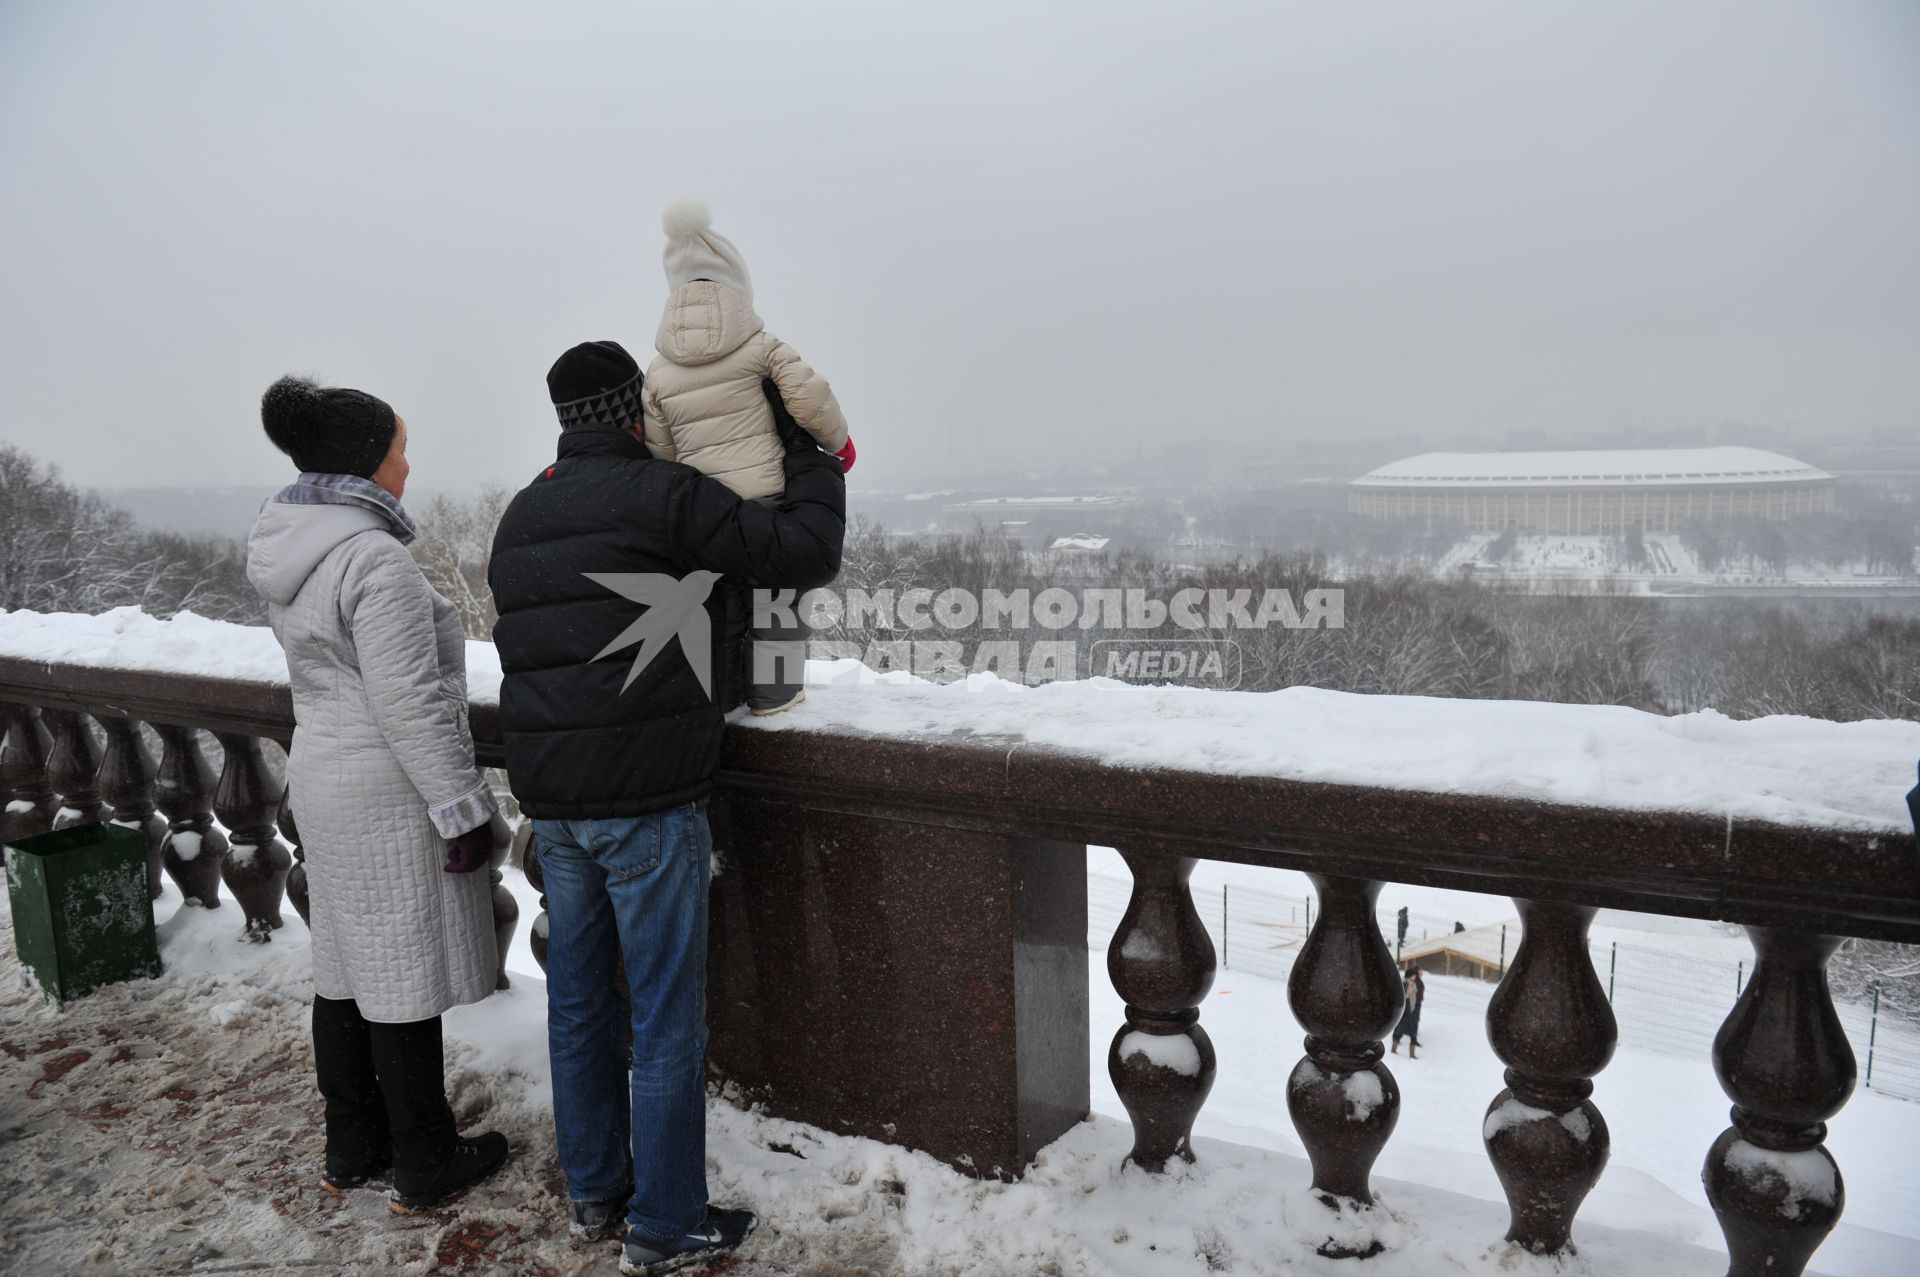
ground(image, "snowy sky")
xmin=1 ymin=0 xmax=1916 ymax=493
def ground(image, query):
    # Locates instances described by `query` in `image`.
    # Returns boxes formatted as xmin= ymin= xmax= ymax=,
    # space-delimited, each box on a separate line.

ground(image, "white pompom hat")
xmin=661 ymin=198 xmax=753 ymax=303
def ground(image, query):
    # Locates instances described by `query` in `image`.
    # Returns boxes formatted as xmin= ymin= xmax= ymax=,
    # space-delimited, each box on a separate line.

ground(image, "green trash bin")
xmin=5 ymin=822 xmax=162 ymax=1004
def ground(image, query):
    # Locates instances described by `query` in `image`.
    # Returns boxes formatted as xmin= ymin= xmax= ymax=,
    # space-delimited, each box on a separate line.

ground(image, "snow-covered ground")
xmin=1087 ymin=854 xmax=1920 ymax=1277
xmin=6 ymin=862 xmax=1913 ymax=1275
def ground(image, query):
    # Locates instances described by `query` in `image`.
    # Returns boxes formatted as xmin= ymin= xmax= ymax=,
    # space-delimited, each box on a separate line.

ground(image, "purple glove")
xmin=444 ymin=823 xmax=492 ymax=874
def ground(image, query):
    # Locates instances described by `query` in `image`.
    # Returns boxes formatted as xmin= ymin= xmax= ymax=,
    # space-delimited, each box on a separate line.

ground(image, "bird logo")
xmin=585 ymin=570 xmax=723 ymax=697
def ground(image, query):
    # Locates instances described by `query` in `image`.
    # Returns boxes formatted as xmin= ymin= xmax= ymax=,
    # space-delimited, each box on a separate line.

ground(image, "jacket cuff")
xmin=428 ymin=780 xmax=498 ymax=840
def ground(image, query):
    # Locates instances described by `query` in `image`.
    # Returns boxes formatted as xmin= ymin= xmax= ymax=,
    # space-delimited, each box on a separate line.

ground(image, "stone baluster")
xmin=1483 ymin=899 xmax=1617 ymax=1255
xmin=489 ymin=816 xmax=518 ymax=991
xmin=212 ymin=733 xmax=291 ymax=940
xmin=96 ymin=718 xmax=169 ymax=900
xmin=1704 ymin=929 xmax=1855 ymax=1277
xmin=278 ymin=785 xmax=309 ymax=926
xmin=154 ymin=725 xmax=226 ymax=909
xmin=1106 ymin=848 xmax=1216 ymax=1171
xmin=519 ymin=821 xmax=549 ymax=972
xmin=1 ymin=703 xmax=58 ymax=848
xmin=43 ymin=709 xmax=108 ymax=828
xmin=1286 ymin=874 xmax=1402 ymax=1258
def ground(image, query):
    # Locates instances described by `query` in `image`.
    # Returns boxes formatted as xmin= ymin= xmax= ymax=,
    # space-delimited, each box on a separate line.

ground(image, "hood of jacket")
xmin=654 ymin=280 xmax=765 ymax=369
xmin=246 ymin=475 xmax=412 ymax=605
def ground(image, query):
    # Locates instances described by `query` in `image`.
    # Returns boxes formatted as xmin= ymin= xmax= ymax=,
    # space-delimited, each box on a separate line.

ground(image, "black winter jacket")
xmin=488 ymin=423 xmax=844 ymax=818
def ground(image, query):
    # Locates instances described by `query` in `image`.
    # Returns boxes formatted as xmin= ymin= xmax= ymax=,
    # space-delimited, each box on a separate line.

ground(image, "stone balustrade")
xmin=3 ymin=651 xmax=1917 ymax=1277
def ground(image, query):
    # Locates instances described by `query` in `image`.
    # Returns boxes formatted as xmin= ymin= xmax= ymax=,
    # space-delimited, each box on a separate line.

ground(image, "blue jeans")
xmin=534 ymin=802 xmax=711 ymax=1242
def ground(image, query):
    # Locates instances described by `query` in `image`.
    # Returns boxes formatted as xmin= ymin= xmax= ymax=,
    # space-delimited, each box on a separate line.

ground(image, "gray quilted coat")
xmin=246 ymin=474 xmax=498 ymax=1023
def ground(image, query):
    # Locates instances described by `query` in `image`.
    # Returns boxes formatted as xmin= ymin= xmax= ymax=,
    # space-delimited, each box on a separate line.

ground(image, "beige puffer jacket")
xmin=643 ymin=281 xmax=849 ymax=501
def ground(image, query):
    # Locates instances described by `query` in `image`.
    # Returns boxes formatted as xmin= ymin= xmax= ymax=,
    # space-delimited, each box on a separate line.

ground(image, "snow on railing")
xmin=4 ymin=606 xmax=1916 ymax=832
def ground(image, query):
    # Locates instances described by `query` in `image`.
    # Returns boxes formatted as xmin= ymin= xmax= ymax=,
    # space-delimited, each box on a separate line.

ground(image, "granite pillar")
xmin=707 ymin=793 xmax=1089 ymax=1180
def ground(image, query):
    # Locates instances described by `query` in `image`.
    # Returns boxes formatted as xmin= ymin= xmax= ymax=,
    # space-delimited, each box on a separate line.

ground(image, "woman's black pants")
xmin=312 ymin=994 xmax=457 ymax=1183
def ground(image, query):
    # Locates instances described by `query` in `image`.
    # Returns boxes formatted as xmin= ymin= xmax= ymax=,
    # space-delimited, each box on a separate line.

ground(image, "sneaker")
xmin=388 ymin=1131 xmax=511 ymax=1215
xmin=748 ymin=688 xmax=805 ymax=716
xmin=321 ymin=1149 xmax=392 ymax=1194
xmin=570 ymin=1186 xmax=632 ymax=1243
xmin=619 ymin=1206 xmax=757 ymax=1275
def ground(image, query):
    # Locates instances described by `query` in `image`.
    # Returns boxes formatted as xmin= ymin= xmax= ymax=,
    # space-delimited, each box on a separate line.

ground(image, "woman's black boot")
xmin=388 ymin=1131 xmax=512 ymax=1214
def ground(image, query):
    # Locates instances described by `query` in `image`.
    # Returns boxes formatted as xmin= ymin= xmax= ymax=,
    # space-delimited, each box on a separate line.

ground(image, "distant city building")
xmin=941 ymin=494 xmax=1137 ymax=535
xmin=1348 ymin=447 xmax=1835 ymax=533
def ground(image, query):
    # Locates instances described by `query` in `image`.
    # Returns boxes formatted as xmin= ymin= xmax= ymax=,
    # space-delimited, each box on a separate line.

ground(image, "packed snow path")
xmin=0 ymin=902 xmax=669 ymax=1275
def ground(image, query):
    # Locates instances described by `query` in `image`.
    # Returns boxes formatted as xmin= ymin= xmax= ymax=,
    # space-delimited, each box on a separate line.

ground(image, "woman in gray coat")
xmin=246 ymin=375 xmax=510 ymax=1212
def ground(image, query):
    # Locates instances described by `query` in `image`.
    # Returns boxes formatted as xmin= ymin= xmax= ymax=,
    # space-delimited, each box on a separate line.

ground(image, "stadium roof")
xmin=1350 ymin=446 xmax=1831 ymax=490
xmin=944 ymin=494 xmax=1131 ymax=508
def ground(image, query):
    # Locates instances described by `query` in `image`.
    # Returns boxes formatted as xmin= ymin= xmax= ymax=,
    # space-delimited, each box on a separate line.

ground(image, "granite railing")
xmin=3 ymin=653 xmax=1917 ymax=1277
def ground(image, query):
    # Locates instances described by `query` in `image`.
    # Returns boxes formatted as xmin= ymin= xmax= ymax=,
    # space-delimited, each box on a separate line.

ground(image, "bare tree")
xmin=0 ymin=443 xmax=263 ymax=622
xmin=411 ymin=485 xmax=514 ymax=639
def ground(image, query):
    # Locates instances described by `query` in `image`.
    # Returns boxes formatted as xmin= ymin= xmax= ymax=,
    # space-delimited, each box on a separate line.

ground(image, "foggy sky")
xmin=2 ymin=0 xmax=1916 ymax=494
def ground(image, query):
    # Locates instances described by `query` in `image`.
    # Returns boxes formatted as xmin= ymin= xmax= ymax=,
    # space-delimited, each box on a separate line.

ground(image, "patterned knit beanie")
xmin=547 ymin=340 xmax=647 ymax=431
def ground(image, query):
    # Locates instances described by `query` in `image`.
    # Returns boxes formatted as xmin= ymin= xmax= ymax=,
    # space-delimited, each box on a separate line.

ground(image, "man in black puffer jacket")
xmin=488 ymin=339 xmax=842 ymax=1270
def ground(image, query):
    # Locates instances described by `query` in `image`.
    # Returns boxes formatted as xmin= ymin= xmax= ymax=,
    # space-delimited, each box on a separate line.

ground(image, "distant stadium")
xmin=1348 ymin=446 xmax=1835 ymax=534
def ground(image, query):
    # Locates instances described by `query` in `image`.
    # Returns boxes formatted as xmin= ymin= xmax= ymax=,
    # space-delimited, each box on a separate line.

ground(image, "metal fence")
xmin=1086 ymin=871 xmax=1920 ymax=1102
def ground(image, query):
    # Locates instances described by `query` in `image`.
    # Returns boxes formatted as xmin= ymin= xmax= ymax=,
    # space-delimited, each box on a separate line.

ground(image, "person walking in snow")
xmin=1908 ymin=761 xmax=1918 ymax=840
xmin=1391 ymin=966 xmax=1425 ymax=1058
xmin=642 ymin=199 xmax=855 ymax=716
xmin=488 ymin=339 xmax=844 ymax=1275
xmin=246 ymin=376 xmax=511 ymax=1213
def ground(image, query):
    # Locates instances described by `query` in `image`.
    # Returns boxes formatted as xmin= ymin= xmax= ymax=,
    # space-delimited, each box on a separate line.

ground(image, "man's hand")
xmin=762 ymin=379 xmax=816 ymax=455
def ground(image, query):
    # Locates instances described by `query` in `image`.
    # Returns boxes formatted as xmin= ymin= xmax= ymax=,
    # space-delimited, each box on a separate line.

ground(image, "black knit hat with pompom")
xmin=259 ymin=375 xmax=397 ymax=478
